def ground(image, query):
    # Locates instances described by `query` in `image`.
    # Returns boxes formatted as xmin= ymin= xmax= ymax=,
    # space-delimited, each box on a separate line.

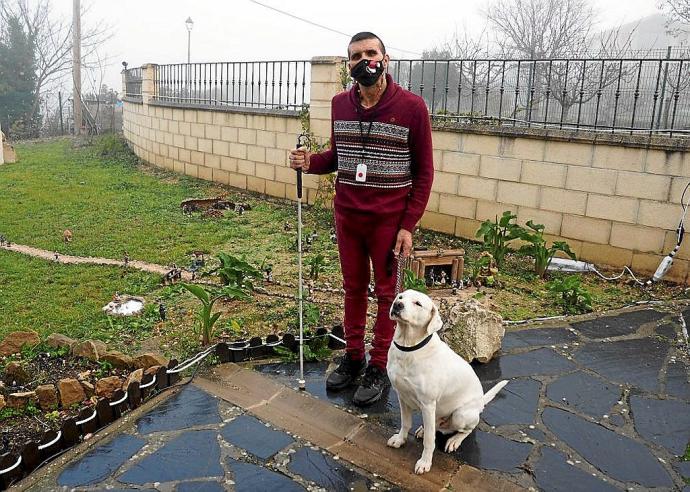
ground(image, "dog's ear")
xmin=425 ymin=303 xmax=443 ymax=335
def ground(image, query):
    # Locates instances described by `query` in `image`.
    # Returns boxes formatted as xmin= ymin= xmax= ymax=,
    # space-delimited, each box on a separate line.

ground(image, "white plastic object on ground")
xmin=547 ymin=258 xmax=595 ymax=273
xmin=102 ymin=298 xmax=145 ymax=316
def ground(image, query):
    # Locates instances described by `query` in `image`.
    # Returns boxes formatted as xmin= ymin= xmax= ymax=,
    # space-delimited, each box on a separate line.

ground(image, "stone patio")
xmin=18 ymin=306 xmax=690 ymax=491
xmin=26 ymin=385 xmax=389 ymax=491
xmin=257 ymin=306 xmax=690 ymax=491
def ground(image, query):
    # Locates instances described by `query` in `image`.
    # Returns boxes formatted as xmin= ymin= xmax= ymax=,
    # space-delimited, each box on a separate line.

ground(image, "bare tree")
xmin=485 ymin=0 xmax=595 ymax=58
xmin=0 ymin=0 xmax=111 ymax=134
xmin=658 ymin=0 xmax=690 ymax=34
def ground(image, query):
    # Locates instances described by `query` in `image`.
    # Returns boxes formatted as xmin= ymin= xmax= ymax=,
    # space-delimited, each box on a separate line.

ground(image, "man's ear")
xmin=426 ymin=303 xmax=443 ymax=335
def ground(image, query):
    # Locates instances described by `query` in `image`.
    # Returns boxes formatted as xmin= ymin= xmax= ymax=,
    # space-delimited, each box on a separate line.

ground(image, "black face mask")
xmin=350 ymin=59 xmax=385 ymax=87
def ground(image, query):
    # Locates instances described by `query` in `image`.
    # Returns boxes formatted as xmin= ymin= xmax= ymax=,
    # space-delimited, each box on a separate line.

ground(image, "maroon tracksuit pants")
xmin=335 ymin=209 xmax=400 ymax=370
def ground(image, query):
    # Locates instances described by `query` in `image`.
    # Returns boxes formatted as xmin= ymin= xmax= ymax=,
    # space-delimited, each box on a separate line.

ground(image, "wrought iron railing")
xmin=153 ymin=61 xmax=310 ymax=111
xmin=389 ymin=57 xmax=690 ymax=136
xmin=124 ymin=67 xmax=142 ymax=100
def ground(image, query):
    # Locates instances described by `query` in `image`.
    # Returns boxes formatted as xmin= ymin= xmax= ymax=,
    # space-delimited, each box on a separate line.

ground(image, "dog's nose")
xmin=392 ymin=301 xmax=404 ymax=313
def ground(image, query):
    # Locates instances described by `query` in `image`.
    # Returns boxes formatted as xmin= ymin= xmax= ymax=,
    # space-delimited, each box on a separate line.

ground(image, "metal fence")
xmin=124 ymin=67 xmax=143 ymax=100
xmin=152 ymin=61 xmax=310 ymax=110
xmin=389 ymin=57 xmax=690 ymax=136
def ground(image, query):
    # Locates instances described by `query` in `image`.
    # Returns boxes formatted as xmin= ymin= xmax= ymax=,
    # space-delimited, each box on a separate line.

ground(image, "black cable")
xmin=247 ymin=0 xmax=422 ymax=57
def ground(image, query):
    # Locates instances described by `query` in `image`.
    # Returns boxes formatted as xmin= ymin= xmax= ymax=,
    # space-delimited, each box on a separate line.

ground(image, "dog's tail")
xmin=482 ymin=380 xmax=509 ymax=406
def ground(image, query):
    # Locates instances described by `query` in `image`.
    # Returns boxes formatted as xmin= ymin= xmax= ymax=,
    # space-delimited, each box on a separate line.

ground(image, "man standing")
xmin=290 ymin=32 xmax=433 ymax=406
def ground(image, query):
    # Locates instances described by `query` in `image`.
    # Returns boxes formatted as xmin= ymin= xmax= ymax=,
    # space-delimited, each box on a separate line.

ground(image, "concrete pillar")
xmin=309 ymin=56 xmax=347 ymax=144
xmin=121 ymin=70 xmax=127 ymax=98
xmin=141 ymin=63 xmax=158 ymax=104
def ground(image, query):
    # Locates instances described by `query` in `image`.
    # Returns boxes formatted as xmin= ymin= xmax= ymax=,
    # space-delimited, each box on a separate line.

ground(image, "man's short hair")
xmin=348 ymin=32 xmax=386 ymax=57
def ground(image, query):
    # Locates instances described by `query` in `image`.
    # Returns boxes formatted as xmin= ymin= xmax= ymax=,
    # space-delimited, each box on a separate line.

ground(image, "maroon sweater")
xmin=308 ymin=74 xmax=434 ymax=232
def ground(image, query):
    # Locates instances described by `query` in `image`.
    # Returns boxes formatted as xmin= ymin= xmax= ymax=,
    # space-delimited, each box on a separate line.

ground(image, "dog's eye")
xmin=414 ymin=301 xmax=422 ymax=307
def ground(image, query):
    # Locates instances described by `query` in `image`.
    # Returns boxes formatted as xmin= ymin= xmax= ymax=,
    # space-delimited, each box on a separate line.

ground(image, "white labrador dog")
xmin=387 ymin=289 xmax=508 ymax=474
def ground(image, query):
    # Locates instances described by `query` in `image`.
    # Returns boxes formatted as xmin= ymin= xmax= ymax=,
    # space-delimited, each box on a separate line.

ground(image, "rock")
xmin=0 ymin=395 xmax=5 ymax=411
xmin=58 ymin=378 xmax=87 ymax=407
xmin=4 ymin=361 xmax=30 ymax=385
xmin=438 ymin=297 xmax=505 ymax=363
xmin=0 ymin=330 xmax=40 ymax=356
xmin=95 ymin=376 xmax=123 ymax=399
xmin=123 ymin=369 xmax=143 ymax=390
xmin=134 ymin=353 xmax=169 ymax=370
xmin=101 ymin=351 xmax=134 ymax=369
xmin=35 ymin=384 xmax=58 ymax=410
xmin=90 ymin=340 xmax=108 ymax=357
xmin=45 ymin=333 xmax=76 ymax=350
xmin=81 ymin=381 xmax=95 ymax=398
xmin=77 ymin=370 xmax=91 ymax=381
xmin=71 ymin=340 xmax=99 ymax=361
xmin=144 ymin=365 xmax=162 ymax=377
xmin=7 ymin=391 xmax=36 ymax=409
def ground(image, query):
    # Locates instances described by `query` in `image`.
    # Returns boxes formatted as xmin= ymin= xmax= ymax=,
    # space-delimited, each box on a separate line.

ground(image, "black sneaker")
xmin=353 ymin=365 xmax=390 ymax=406
xmin=326 ymin=353 xmax=365 ymax=391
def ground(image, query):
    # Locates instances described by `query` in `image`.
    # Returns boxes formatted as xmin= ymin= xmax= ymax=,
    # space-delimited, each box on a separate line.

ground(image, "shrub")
xmin=401 ymin=268 xmax=428 ymax=293
xmin=208 ymin=253 xmax=261 ymax=292
xmin=519 ymin=220 xmax=576 ymax=278
xmin=181 ymin=283 xmax=247 ymax=346
xmin=476 ymin=211 xmax=525 ymax=268
xmin=547 ymin=276 xmax=593 ymax=315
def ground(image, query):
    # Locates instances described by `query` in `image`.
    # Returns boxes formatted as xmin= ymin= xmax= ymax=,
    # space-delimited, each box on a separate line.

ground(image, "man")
xmin=289 ymin=32 xmax=433 ymax=406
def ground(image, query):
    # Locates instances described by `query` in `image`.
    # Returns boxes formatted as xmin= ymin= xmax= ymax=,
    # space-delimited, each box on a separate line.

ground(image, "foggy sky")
xmin=52 ymin=0 xmax=665 ymax=93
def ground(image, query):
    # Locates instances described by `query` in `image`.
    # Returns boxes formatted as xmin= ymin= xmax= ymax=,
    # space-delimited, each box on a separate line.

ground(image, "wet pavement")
xmin=28 ymin=385 xmax=392 ymax=491
xmin=257 ymin=306 xmax=690 ymax=491
xmin=24 ymin=306 xmax=690 ymax=491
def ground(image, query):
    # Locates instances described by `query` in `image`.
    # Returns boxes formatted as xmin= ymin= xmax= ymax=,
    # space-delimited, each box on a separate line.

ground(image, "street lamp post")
xmin=185 ymin=17 xmax=193 ymax=63
xmin=185 ymin=17 xmax=194 ymax=99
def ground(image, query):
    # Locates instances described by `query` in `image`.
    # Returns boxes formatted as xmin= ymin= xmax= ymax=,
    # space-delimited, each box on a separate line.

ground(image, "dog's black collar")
xmin=393 ymin=333 xmax=434 ymax=352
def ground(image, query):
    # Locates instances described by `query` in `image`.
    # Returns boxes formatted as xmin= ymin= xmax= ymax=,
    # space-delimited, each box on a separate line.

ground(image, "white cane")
xmin=295 ymin=135 xmax=308 ymax=391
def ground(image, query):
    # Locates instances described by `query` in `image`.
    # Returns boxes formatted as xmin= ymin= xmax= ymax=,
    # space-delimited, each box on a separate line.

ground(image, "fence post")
xmin=141 ymin=63 xmax=158 ymax=105
xmin=0 ymin=131 xmax=4 ymax=165
xmin=309 ymin=56 xmax=347 ymax=144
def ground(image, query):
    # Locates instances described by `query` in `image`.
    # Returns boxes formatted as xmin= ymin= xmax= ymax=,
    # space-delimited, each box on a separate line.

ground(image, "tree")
xmin=0 ymin=13 xmax=38 ymax=137
xmin=485 ymin=0 xmax=595 ymax=59
xmin=0 ymin=0 xmax=111 ymax=137
xmin=658 ymin=0 xmax=690 ymax=34
xmin=483 ymin=0 xmax=636 ymax=127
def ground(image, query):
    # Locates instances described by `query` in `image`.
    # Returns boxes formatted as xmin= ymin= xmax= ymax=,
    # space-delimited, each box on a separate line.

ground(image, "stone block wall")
xmin=122 ymin=58 xmax=690 ymax=284
xmin=425 ymin=128 xmax=690 ymax=283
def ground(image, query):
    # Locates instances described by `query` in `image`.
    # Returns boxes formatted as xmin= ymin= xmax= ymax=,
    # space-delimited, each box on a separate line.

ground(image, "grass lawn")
xmin=0 ymin=136 xmax=686 ymax=357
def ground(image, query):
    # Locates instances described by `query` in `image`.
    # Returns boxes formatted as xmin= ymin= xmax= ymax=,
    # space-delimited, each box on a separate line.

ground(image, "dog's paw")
xmin=414 ymin=457 xmax=432 ymax=474
xmin=387 ymin=433 xmax=406 ymax=448
xmin=414 ymin=425 xmax=424 ymax=439
xmin=444 ymin=432 xmax=467 ymax=453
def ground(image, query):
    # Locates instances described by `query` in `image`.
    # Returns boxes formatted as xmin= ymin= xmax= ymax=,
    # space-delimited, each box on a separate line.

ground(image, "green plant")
xmin=45 ymin=410 xmax=61 ymax=424
xmin=274 ymin=330 xmax=332 ymax=363
xmin=19 ymin=342 xmax=70 ymax=361
xmin=401 ymin=268 xmax=428 ymax=293
xmin=225 ymin=318 xmax=244 ymax=337
xmin=25 ymin=401 xmax=40 ymax=417
xmin=519 ymin=220 xmax=576 ymax=278
xmin=475 ymin=211 xmax=525 ymax=268
xmin=181 ymin=283 xmax=228 ymax=346
xmin=287 ymin=301 xmax=321 ymax=332
xmin=95 ymin=360 xmax=114 ymax=378
xmin=469 ymin=255 xmax=491 ymax=284
xmin=0 ymin=407 xmax=23 ymax=420
xmin=208 ymin=253 xmax=261 ymax=291
xmin=547 ymin=276 xmax=593 ymax=315
xmin=307 ymin=253 xmax=327 ymax=280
